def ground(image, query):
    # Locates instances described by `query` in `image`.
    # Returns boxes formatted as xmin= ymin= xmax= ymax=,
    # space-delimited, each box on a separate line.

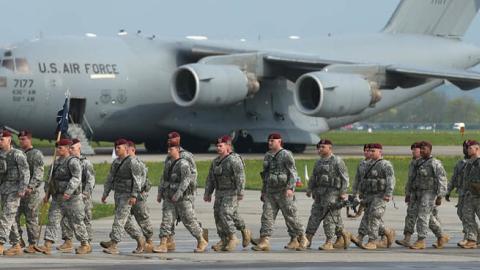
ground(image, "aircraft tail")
xmin=383 ymin=0 xmax=480 ymax=38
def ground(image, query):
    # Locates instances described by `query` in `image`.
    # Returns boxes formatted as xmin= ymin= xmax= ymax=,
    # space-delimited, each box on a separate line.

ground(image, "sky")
xmin=2 ymin=0 xmax=480 ymax=45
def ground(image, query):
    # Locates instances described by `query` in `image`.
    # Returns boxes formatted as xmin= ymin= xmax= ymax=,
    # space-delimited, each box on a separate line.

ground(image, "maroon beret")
xmin=418 ymin=141 xmax=432 ymax=149
xmin=1 ymin=130 xmax=12 ymax=137
xmin=410 ymin=142 xmax=420 ymax=150
xmin=114 ymin=138 xmax=129 ymax=146
xmin=466 ymin=140 xmax=479 ymax=147
xmin=217 ymin=135 xmax=232 ymax=144
xmin=168 ymin=139 xmax=180 ymax=147
xmin=72 ymin=138 xmax=81 ymax=145
xmin=18 ymin=130 xmax=32 ymax=138
xmin=370 ymin=143 xmax=383 ymax=149
xmin=464 ymin=139 xmax=472 ymax=147
xmin=316 ymin=139 xmax=332 ymax=148
xmin=268 ymin=133 xmax=282 ymax=140
xmin=56 ymin=138 xmax=72 ymax=147
xmin=127 ymin=140 xmax=136 ymax=148
xmin=168 ymin=132 xmax=180 ymax=139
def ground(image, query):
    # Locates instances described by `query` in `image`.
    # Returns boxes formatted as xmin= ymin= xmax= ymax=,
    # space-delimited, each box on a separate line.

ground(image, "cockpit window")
xmin=15 ymin=58 xmax=30 ymax=73
xmin=2 ymin=59 xmax=14 ymax=72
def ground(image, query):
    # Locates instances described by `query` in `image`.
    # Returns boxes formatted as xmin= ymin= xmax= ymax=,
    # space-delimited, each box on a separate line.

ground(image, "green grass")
xmin=322 ymin=130 xmax=480 ymax=146
xmin=91 ymin=156 xmax=462 ymax=196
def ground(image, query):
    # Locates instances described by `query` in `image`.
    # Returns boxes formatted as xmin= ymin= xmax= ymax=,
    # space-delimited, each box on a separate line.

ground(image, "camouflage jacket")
xmin=24 ymin=148 xmax=44 ymax=190
xmin=159 ymin=158 xmax=193 ymax=201
xmin=408 ymin=156 xmax=447 ymax=197
xmin=447 ymin=159 xmax=467 ymax=196
xmin=163 ymin=147 xmax=197 ymax=193
xmin=132 ymin=156 xmax=152 ymax=195
xmin=103 ymin=155 xmax=142 ymax=198
xmin=463 ymin=157 xmax=480 ymax=196
xmin=261 ymin=148 xmax=298 ymax=193
xmin=404 ymin=158 xmax=419 ymax=196
xmin=307 ymin=154 xmax=349 ymax=195
xmin=0 ymin=148 xmax=30 ymax=195
xmin=79 ymin=156 xmax=95 ymax=196
xmin=352 ymin=159 xmax=369 ymax=196
xmin=204 ymin=152 xmax=245 ymax=197
xmin=360 ymin=158 xmax=396 ymax=197
xmin=51 ymin=156 xmax=82 ymax=196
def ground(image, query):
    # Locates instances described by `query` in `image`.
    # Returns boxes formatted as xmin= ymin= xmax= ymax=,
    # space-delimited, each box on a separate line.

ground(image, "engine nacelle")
xmin=294 ymin=72 xmax=381 ymax=118
xmin=171 ymin=64 xmax=259 ymax=107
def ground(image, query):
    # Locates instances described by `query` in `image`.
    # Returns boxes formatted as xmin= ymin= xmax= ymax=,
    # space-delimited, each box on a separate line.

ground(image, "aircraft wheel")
xmin=144 ymin=140 xmax=167 ymax=153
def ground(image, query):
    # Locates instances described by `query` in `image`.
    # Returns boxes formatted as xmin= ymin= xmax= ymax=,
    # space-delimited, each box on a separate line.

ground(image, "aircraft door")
xmin=69 ymin=98 xmax=86 ymax=124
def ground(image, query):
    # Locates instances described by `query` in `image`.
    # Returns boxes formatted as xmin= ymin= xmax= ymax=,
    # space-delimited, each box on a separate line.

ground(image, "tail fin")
xmin=383 ymin=0 xmax=480 ymax=38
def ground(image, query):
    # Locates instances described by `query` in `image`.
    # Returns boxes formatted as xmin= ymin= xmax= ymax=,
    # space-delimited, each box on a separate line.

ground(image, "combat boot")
xmin=152 ymin=237 xmax=168 ymax=253
xmin=332 ymin=235 xmax=345 ymax=249
xmin=103 ymin=241 xmax=119 ymax=254
xmin=395 ymin=233 xmax=412 ymax=247
xmin=296 ymin=234 xmax=309 ymax=251
xmin=75 ymin=241 xmax=91 ymax=254
xmin=384 ymin=228 xmax=396 ymax=248
xmin=305 ymin=234 xmax=314 ymax=249
xmin=222 ymin=234 xmax=238 ymax=252
xmin=250 ymin=237 xmax=260 ymax=246
xmin=252 ymin=236 xmax=271 ymax=251
xmin=132 ymin=237 xmax=145 ymax=254
xmin=0 ymin=243 xmax=4 ymax=254
xmin=19 ymin=238 xmax=26 ymax=248
xmin=458 ymin=239 xmax=468 ymax=247
xmin=432 ymin=234 xmax=449 ymax=249
xmin=284 ymin=236 xmax=300 ymax=250
xmin=34 ymin=240 xmax=53 ymax=255
xmin=4 ymin=243 xmax=23 ymax=256
xmin=362 ymin=240 xmax=377 ymax=250
xmin=375 ymin=238 xmax=388 ymax=248
xmin=351 ymin=234 xmax=364 ymax=248
xmin=56 ymin=239 xmax=73 ymax=253
xmin=241 ymin=229 xmax=252 ymax=248
xmin=318 ymin=240 xmax=334 ymax=250
xmin=24 ymin=244 xmax=37 ymax=254
xmin=409 ymin=239 xmax=426 ymax=250
xmin=100 ymin=239 xmax=115 ymax=249
xmin=460 ymin=240 xmax=477 ymax=249
xmin=202 ymin=228 xmax=209 ymax=242
xmin=144 ymin=238 xmax=154 ymax=253
xmin=194 ymin=235 xmax=208 ymax=253
xmin=212 ymin=238 xmax=225 ymax=252
xmin=166 ymin=235 xmax=176 ymax=251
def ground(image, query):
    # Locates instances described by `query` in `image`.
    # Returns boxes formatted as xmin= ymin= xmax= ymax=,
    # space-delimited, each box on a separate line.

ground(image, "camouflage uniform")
xmin=158 ymin=158 xmax=203 ymax=239
xmin=408 ymin=156 xmax=447 ymax=239
xmin=306 ymin=155 xmax=349 ymax=241
xmin=61 ymin=155 xmax=95 ymax=242
xmin=9 ymin=148 xmax=44 ymax=245
xmin=44 ymin=156 xmax=89 ymax=243
xmin=447 ymin=159 xmax=471 ymax=237
xmin=359 ymin=158 xmax=395 ymax=242
xmin=352 ymin=159 xmax=369 ymax=236
xmin=204 ymin=152 xmax=246 ymax=241
xmin=462 ymin=157 xmax=480 ymax=242
xmin=0 ymin=148 xmax=30 ymax=246
xmin=259 ymin=149 xmax=304 ymax=238
xmin=103 ymin=156 xmax=143 ymax=243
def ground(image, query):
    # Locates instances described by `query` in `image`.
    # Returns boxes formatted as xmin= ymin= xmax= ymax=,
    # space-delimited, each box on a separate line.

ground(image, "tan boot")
xmin=332 ymin=235 xmax=345 ymax=249
xmin=132 ymin=237 xmax=145 ymax=254
xmin=460 ymin=240 xmax=477 ymax=249
xmin=144 ymin=239 xmax=154 ymax=253
xmin=241 ymin=229 xmax=252 ymax=248
xmin=410 ymin=239 xmax=426 ymax=250
xmin=250 ymin=237 xmax=260 ymax=246
xmin=375 ymin=238 xmax=388 ymax=248
xmin=100 ymin=240 xmax=115 ymax=249
xmin=284 ymin=236 xmax=300 ymax=250
xmin=222 ymin=234 xmax=238 ymax=252
xmin=19 ymin=239 xmax=26 ymax=248
xmin=56 ymin=239 xmax=74 ymax=253
xmin=318 ymin=240 xmax=334 ymax=250
xmin=194 ymin=236 xmax=208 ymax=253
xmin=395 ymin=233 xmax=412 ymax=248
xmin=24 ymin=244 xmax=37 ymax=254
xmin=339 ymin=231 xmax=352 ymax=249
xmin=305 ymin=234 xmax=313 ymax=249
xmin=0 ymin=243 xmax=4 ymax=255
xmin=4 ymin=243 xmax=23 ymax=256
xmin=252 ymin=236 xmax=271 ymax=251
xmin=34 ymin=240 xmax=53 ymax=255
xmin=166 ymin=235 xmax=176 ymax=251
xmin=75 ymin=241 xmax=91 ymax=254
xmin=458 ymin=239 xmax=468 ymax=247
xmin=153 ymin=237 xmax=168 ymax=253
xmin=383 ymin=228 xmax=396 ymax=248
xmin=432 ymin=234 xmax=449 ymax=249
xmin=296 ymin=234 xmax=309 ymax=251
xmin=211 ymin=238 xmax=225 ymax=252
xmin=103 ymin=241 xmax=120 ymax=254
xmin=351 ymin=234 xmax=364 ymax=248
xmin=202 ymin=228 xmax=209 ymax=242
xmin=362 ymin=240 xmax=377 ymax=250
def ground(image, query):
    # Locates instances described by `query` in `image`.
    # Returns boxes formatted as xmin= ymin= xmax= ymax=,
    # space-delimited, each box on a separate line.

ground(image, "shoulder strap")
xmin=113 ymin=156 xmax=131 ymax=179
xmin=168 ymin=158 xmax=184 ymax=180
xmin=363 ymin=159 xmax=383 ymax=179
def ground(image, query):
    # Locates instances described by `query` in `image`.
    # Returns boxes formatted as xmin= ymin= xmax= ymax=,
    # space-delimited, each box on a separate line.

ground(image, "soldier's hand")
xmin=18 ymin=191 xmax=25 ymax=198
xmin=405 ymin=195 xmax=410 ymax=203
xmin=25 ymin=187 xmax=33 ymax=196
xmin=340 ymin=193 xmax=348 ymax=201
xmin=129 ymin=197 xmax=137 ymax=205
xmin=237 ymin=194 xmax=244 ymax=201
xmin=63 ymin=193 xmax=71 ymax=201
xmin=383 ymin=195 xmax=391 ymax=202
xmin=285 ymin=189 xmax=294 ymax=198
xmin=43 ymin=195 xmax=50 ymax=203
xmin=204 ymin=195 xmax=212 ymax=202
xmin=101 ymin=196 xmax=108 ymax=204
xmin=260 ymin=193 xmax=266 ymax=202
xmin=157 ymin=195 xmax=162 ymax=203
xmin=435 ymin=196 xmax=442 ymax=206
xmin=306 ymin=192 xmax=311 ymax=198
xmin=445 ymin=193 xmax=450 ymax=202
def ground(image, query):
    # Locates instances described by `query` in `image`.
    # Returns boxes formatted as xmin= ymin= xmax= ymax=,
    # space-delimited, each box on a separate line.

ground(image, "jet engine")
xmin=293 ymin=72 xmax=381 ymax=117
xmin=171 ymin=63 xmax=259 ymax=107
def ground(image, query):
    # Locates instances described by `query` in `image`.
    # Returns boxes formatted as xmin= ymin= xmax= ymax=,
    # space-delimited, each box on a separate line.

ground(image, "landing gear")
xmin=181 ymin=135 xmax=211 ymax=153
xmin=284 ymin=143 xmax=307 ymax=153
xmin=233 ymin=134 xmax=254 ymax=153
xmin=144 ymin=140 xmax=167 ymax=153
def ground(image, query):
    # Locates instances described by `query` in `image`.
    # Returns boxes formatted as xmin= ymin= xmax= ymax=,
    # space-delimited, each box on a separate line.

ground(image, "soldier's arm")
xmin=103 ymin=164 xmax=115 ymax=198
xmin=307 ymin=162 xmax=316 ymax=194
xmin=204 ymin=162 xmax=216 ymax=197
xmin=352 ymin=164 xmax=362 ymax=196
xmin=83 ymin=159 xmax=96 ymax=195
xmin=16 ymin=151 xmax=31 ymax=193
xmin=29 ymin=150 xmax=45 ymax=189
xmin=232 ymin=157 xmax=246 ymax=197
xmin=65 ymin=158 xmax=82 ymax=195
xmin=404 ymin=162 xmax=414 ymax=196
xmin=433 ymin=160 xmax=448 ymax=197
xmin=130 ymin=159 xmax=143 ymax=198
xmin=337 ymin=157 xmax=350 ymax=195
xmin=283 ymin=151 xmax=298 ymax=190
xmin=260 ymin=156 xmax=269 ymax=194
xmin=173 ymin=161 xmax=192 ymax=200
xmin=447 ymin=162 xmax=460 ymax=194
xmin=384 ymin=162 xmax=396 ymax=197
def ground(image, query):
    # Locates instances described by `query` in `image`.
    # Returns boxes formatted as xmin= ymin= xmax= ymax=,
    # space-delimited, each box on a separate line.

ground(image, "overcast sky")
xmin=1 ymin=0 xmax=479 ymax=46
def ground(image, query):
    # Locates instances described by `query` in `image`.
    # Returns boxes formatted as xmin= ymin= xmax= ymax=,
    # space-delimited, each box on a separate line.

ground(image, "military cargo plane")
xmin=1 ymin=0 xmax=480 ymax=153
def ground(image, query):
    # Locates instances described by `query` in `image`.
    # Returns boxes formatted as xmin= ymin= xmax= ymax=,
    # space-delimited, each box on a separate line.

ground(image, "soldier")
xmin=154 ymin=139 xmax=208 ymax=253
xmin=35 ymin=138 xmax=91 ymax=255
xmin=303 ymin=139 xmax=351 ymax=251
xmin=8 ymin=130 xmax=44 ymax=254
xmin=446 ymin=140 xmax=476 ymax=246
xmin=56 ymin=138 xmax=95 ymax=253
xmin=351 ymin=143 xmax=396 ymax=250
xmin=0 ymin=130 xmax=30 ymax=256
xmin=127 ymin=140 xmax=154 ymax=253
xmin=459 ymin=140 xmax=480 ymax=248
xmin=252 ymin=133 xmax=308 ymax=251
xmin=204 ymin=135 xmax=251 ymax=252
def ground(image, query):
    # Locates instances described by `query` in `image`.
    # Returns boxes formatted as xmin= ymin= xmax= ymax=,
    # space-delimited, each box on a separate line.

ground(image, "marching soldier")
xmin=9 ymin=130 xmax=44 ymax=254
xmin=0 ymin=130 xmax=30 ymax=256
xmin=154 ymin=139 xmax=208 ymax=253
xmin=303 ymin=139 xmax=351 ymax=251
xmin=100 ymin=139 xmax=145 ymax=254
xmin=35 ymin=138 xmax=91 ymax=255
xmin=56 ymin=138 xmax=95 ymax=253
xmin=252 ymin=133 xmax=308 ymax=251
xmin=204 ymin=135 xmax=251 ymax=252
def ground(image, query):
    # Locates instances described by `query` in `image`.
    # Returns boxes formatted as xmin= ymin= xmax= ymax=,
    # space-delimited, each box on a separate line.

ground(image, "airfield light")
xmin=85 ymin=33 xmax=97 ymax=37
xmin=240 ymin=38 xmax=247 ymax=42
xmin=185 ymin=35 xmax=208 ymax=41
xmin=289 ymin=35 xmax=300 ymax=40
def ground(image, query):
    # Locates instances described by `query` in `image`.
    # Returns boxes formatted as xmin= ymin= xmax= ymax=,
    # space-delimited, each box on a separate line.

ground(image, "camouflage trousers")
xmin=61 ymin=195 xmax=93 ymax=242
xmin=159 ymin=196 xmax=203 ymax=239
xmin=403 ymin=191 xmax=442 ymax=238
xmin=0 ymin=192 xmax=21 ymax=245
xmin=130 ymin=193 xmax=154 ymax=240
xmin=463 ymin=193 xmax=480 ymax=241
xmin=9 ymin=189 xmax=42 ymax=245
xmin=360 ymin=194 xmax=387 ymax=241
xmin=44 ymin=194 xmax=89 ymax=243
xmin=213 ymin=193 xmax=245 ymax=238
xmin=109 ymin=192 xmax=142 ymax=243
xmin=260 ymin=192 xmax=304 ymax=238
xmin=306 ymin=192 xmax=343 ymax=240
